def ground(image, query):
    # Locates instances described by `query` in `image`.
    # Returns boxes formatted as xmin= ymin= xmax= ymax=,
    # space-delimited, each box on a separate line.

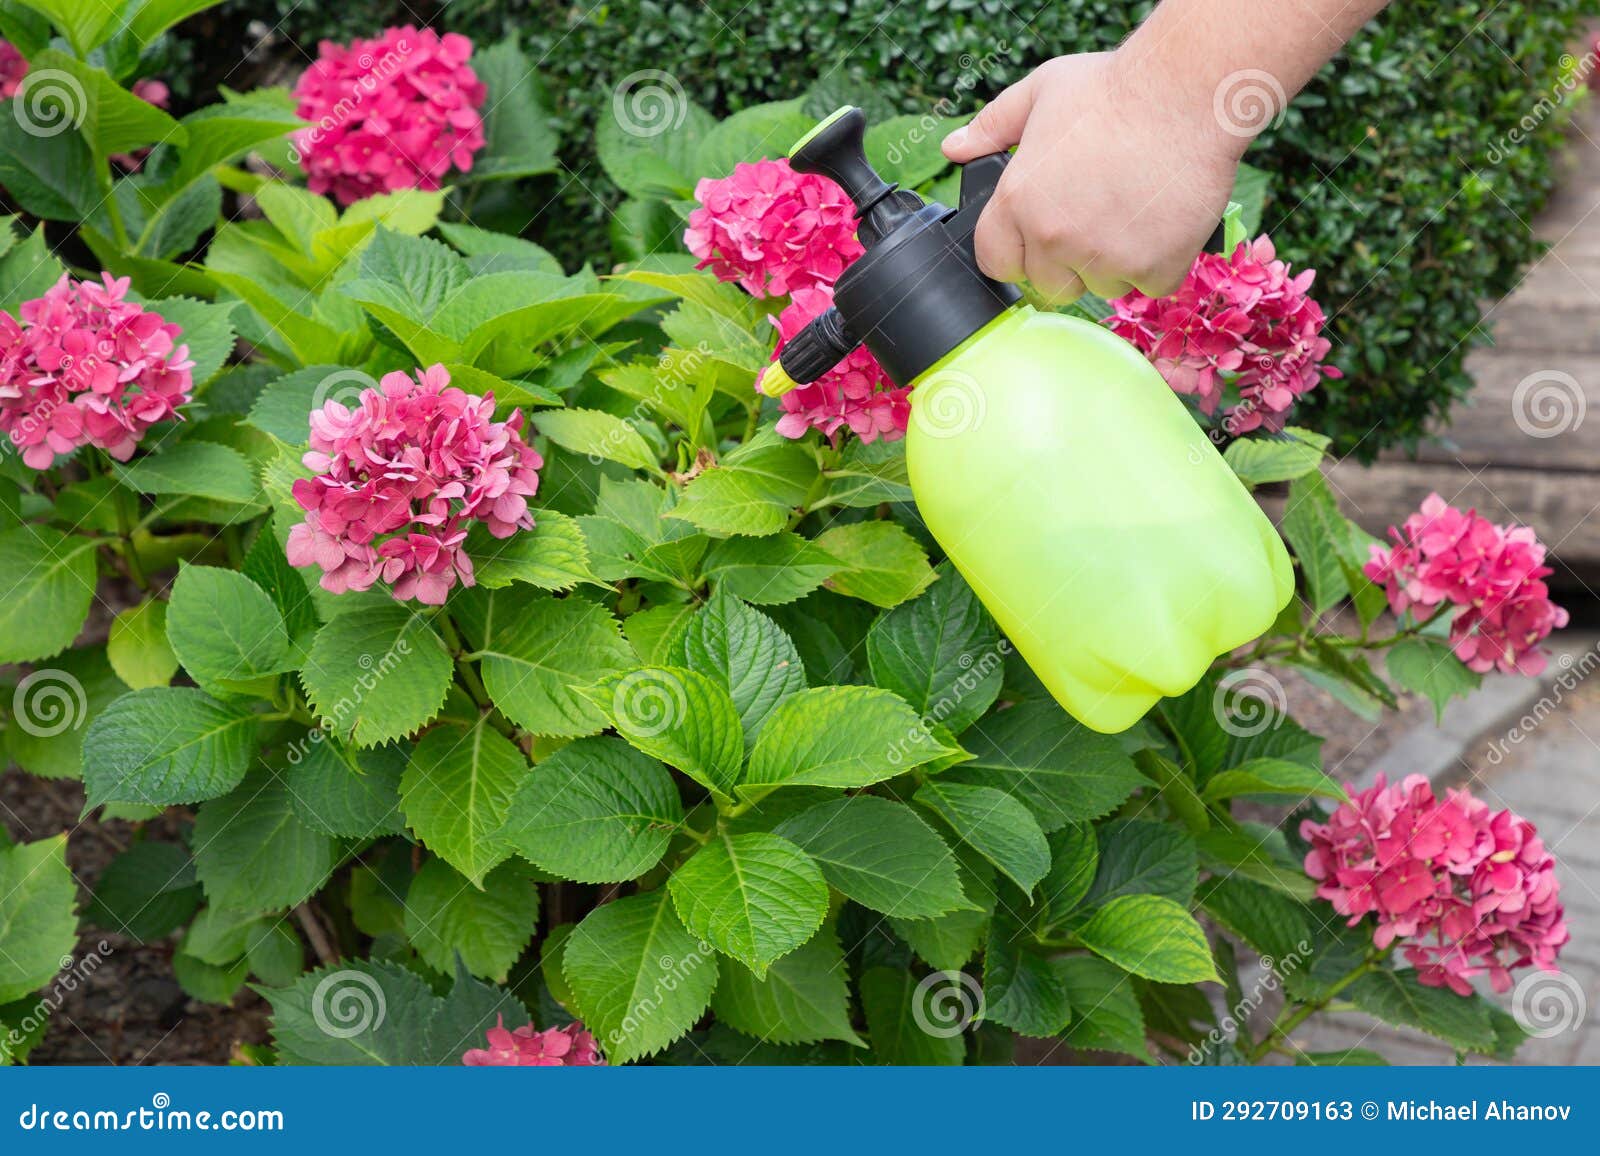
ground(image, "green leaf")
xmin=128 ymin=0 xmax=227 ymax=47
xmin=563 ymin=889 xmax=718 ymax=1065
xmin=1197 ymin=876 xmax=1313 ymax=966
xmin=0 ymin=113 xmax=101 ymax=227
xmin=82 ymin=687 xmax=257 ymax=807
xmin=1197 ymin=825 xmax=1316 ymax=900
xmin=192 ymin=775 xmax=341 ymax=912
xmin=172 ymin=948 xmax=248 ymax=1005
xmin=586 ymin=666 xmax=744 ymax=798
xmin=696 ymin=98 xmax=814 ymax=178
xmin=0 ymin=527 xmax=98 ymax=664
xmin=817 ymin=438 xmax=914 ymax=509
xmin=301 ymin=606 xmax=451 ymax=746
xmin=1224 ymin=430 xmax=1327 ymax=486
xmin=675 ymin=587 xmax=805 ymax=746
xmin=246 ymin=920 xmax=304 ymax=987
xmin=453 ymin=588 xmax=632 ymax=738
xmin=4 ymin=644 xmax=127 ymax=782
xmin=668 ymin=832 xmax=828 ymax=977
xmin=857 ymin=967 xmax=966 ymax=1065
xmin=890 ymin=909 xmax=988 ymax=972
xmin=424 ymin=961 xmax=529 ymax=1064
xmin=404 ymin=859 xmax=539 ymax=982
xmin=1038 ymin=823 xmax=1099 ymax=929
xmin=1201 ymin=757 xmax=1348 ymax=804
xmin=1079 ymin=819 xmax=1199 ymax=911
xmin=243 ymin=364 xmax=348 ymax=444
xmin=814 ymin=521 xmax=936 ymax=607
xmin=399 ymin=719 xmax=527 ymax=886
xmin=0 ymin=836 xmax=77 ymax=1004
xmin=85 ymin=840 xmax=200 ymax=942
xmin=465 ymin=511 xmax=591 ymax=591
xmin=1074 ymin=895 xmax=1218 ymax=984
xmin=166 ymin=565 xmax=290 ymax=689
xmin=865 ymin=112 xmax=967 ymax=188
xmin=985 ymin=914 xmax=1073 ymax=1037
xmin=1347 ymin=969 xmax=1497 ymax=1052
xmin=671 ymin=440 xmax=819 ymax=537
xmin=266 ymin=959 xmax=440 ymax=1065
xmin=744 ymin=685 xmax=960 ymax=795
xmin=19 ymin=53 xmax=185 ymax=161
xmin=913 ymin=781 xmax=1049 ymax=894
xmin=113 ymin=441 xmax=259 ymax=505
xmin=1055 ymin=956 xmax=1152 ymax=1062
xmin=597 ymin=94 xmax=713 ymax=198
xmin=13 ymin=8 xmax=119 ymax=60
xmin=470 ymin=36 xmax=560 ymax=179
xmin=1386 ymin=637 xmax=1481 ymax=723
xmin=182 ymin=905 xmax=260 ymax=965
xmin=0 ymin=221 xmax=65 ymax=311
xmin=283 ymin=739 xmax=406 ymax=840
xmin=145 ymin=296 xmax=237 ymax=389
xmin=712 ymin=925 xmax=863 ymax=1046
xmin=107 ymin=599 xmax=179 ymax=690
xmin=866 ymin=562 xmax=1001 ymax=735
xmin=498 ymin=736 xmax=682 ymax=883
xmin=534 ymin=408 xmax=658 ymax=472
xmin=776 ymin=796 xmax=969 ymax=919
xmin=1280 ymin=470 xmax=1351 ymax=613
xmin=948 ymin=701 xmax=1148 ymax=830
xmin=704 ymin=532 xmax=844 ymax=605
xmin=1295 ymin=1048 xmax=1390 ymax=1067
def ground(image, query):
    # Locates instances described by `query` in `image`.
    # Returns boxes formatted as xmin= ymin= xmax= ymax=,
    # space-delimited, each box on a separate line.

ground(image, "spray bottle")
xmin=760 ymin=107 xmax=1295 ymax=733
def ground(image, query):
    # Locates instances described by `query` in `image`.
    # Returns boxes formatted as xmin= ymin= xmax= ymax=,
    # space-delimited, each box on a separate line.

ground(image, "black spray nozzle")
xmin=789 ymin=107 xmax=918 ymax=245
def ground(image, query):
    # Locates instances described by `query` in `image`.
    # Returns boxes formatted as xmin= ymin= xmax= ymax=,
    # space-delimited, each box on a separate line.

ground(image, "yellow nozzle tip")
xmin=789 ymin=106 xmax=854 ymax=157
xmin=760 ymin=362 xmax=800 ymax=398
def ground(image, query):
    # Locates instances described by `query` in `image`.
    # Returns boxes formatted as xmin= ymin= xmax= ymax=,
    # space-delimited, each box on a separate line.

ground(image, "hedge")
xmin=201 ymin=0 xmax=1598 ymax=454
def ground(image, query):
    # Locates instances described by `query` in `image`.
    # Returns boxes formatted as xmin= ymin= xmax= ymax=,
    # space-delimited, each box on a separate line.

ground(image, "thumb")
xmin=942 ymin=72 xmax=1038 ymax=161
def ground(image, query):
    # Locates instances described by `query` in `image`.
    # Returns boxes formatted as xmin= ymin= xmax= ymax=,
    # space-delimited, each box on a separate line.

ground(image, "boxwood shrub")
xmin=206 ymin=0 xmax=1597 ymax=452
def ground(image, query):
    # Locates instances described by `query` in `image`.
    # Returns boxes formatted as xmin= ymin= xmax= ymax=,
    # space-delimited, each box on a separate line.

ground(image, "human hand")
xmin=942 ymin=50 xmax=1246 ymax=303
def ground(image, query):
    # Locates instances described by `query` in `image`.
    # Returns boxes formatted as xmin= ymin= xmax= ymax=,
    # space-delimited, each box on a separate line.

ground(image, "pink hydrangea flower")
xmin=1107 ymin=235 xmax=1341 ymax=433
xmin=285 ymin=364 xmax=541 ymax=605
xmin=291 ymin=25 xmax=487 ymax=206
xmin=758 ymin=284 xmax=909 ymax=444
xmin=0 ymin=39 xmax=27 ymax=98
xmin=463 ymin=1017 xmax=604 ymax=1066
xmin=685 ymin=158 xmax=864 ymax=298
xmin=1302 ymin=773 xmax=1568 ymax=995
xmin=1364 ymin=493 xmax=1568 ymax=675
xmin=0 ymin=274 xmax=195 ymax=469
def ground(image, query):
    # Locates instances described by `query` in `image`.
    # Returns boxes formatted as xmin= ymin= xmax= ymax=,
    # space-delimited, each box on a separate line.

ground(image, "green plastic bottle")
xmin=766 ymin=108 xmax=1294 ymax=733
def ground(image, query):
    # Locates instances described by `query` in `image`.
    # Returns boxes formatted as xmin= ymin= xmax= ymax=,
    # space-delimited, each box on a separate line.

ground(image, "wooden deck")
xmin=1326 ymin=102 xmax=1600 ymax=580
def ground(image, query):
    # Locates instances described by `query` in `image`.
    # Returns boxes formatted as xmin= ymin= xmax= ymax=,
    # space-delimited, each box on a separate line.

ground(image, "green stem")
xmin=1246 ymin=958 xmax=1376 ymax=1062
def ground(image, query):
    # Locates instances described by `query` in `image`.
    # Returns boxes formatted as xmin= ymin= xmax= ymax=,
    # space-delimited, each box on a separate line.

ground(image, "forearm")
xmin=1116 ymin=0 xmax=1392 ymax=155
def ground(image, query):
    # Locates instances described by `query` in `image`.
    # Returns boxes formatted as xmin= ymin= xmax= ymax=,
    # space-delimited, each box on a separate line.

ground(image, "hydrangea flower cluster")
xmin=0 ymin=39 xmax=28 ymax=98
xmin=291 ymin=25 xmax=487 ymax=206
xmin=463 ymin=1017 xmax=604 ymax=1067
xmin=1364 ymin=493 xmax=1568 ymax=675
xmin=685 ymin=157 xmax=907 ymax=444
xmin=1107 ymin=235 xmax=1341 ymax=433
xmin=1302 ymin=773 xmax=1568 ymax=995
xmin=0 ymin=273 xmax=195 ymax=469
xmin=286 ymin=364 xmax=542 ymax=605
